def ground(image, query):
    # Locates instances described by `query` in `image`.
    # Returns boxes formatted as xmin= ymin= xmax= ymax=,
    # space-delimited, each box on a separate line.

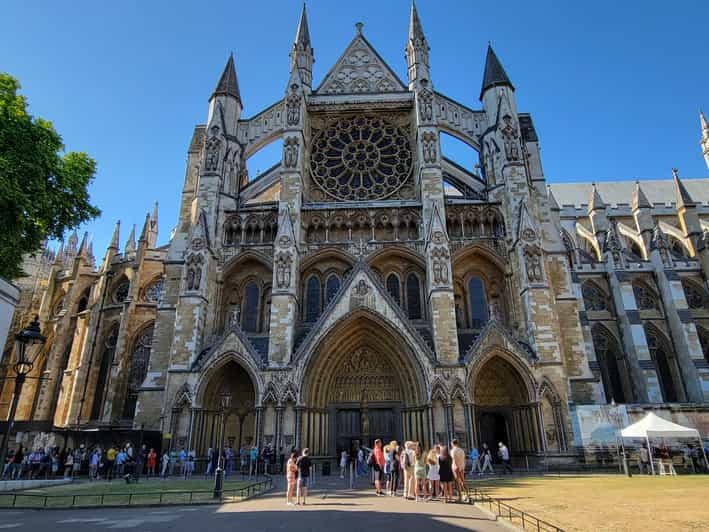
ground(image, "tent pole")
xmin=698 ymin=432 xmax=708 ymax=474
xmin=647 ymin=436 xmax=655 ymax=475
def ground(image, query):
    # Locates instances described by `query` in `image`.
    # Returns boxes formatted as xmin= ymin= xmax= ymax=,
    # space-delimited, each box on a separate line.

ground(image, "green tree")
xmin=0 ymin=73 xmax=100 ymax=279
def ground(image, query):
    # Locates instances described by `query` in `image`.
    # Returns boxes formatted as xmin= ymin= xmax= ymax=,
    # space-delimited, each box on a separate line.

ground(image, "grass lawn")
xmin=468 ymin=474 xmax=709 ymax=532
xmin=0 ymin=478 xmax=263 ymax=508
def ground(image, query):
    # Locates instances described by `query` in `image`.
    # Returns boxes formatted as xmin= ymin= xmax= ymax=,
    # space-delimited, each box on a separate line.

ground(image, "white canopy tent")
xmin=621 ymin=412 xmax=707 ymax=474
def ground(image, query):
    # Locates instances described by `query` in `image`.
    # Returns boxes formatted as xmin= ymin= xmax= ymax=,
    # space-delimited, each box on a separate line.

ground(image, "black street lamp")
xmin=213 ymin=390 xmax=232 ymax=499
xmin=0 ymin=316 xmax=47 ymax=468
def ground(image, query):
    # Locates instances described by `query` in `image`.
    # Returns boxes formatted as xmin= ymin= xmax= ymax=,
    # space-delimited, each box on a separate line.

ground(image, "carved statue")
xmin=524 ymin=244 xmax=544 ymax=283
xmin=275 ymin=252 xmax=292 ymax=289
xmin=204 ymin=137 xmax=221 ymax=172
xmin=431 ymin=247 xmax=449 ymax=284
xmin=283 ymin=137 xmax=299 ymax=168
xmin=501 ymin=115 xmax=520 ymax=161
xmin=422 ymin=132 xmax=437 ymax=163
xmin=286 ymin=93 xmax=301 ymax=126
xmin=228 ymin=305 xmax=240 ymax=327
xmin=418 ymin=90 xmax=433 ymax=122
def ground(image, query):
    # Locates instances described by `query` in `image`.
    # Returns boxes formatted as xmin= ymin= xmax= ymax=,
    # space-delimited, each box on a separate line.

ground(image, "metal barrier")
xmin=469 ymin=487 xmax=565 ymax=532
xmin=0 ymin=477 xmax=273 ymax=509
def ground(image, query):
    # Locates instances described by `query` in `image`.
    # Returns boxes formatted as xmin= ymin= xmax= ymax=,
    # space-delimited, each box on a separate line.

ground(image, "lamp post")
xmin=213 ymin=390 xmax=232 ymax=499
xmin=0 ymin=316 xmax=47 ymax=468
xmin=610 ymin=399 xmax=632 ymax=478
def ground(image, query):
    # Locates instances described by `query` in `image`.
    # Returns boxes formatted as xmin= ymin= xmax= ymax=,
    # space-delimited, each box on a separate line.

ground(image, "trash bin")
xmin=322 ymin=461 xmax=330 ymax=476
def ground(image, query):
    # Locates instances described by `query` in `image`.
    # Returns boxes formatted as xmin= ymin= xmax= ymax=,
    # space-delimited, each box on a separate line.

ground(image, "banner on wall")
xmin=570 ymin=404 xmax=630 ymax=448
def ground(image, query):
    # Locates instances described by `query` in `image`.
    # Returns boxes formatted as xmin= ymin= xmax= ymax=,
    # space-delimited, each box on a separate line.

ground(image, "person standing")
xmin=469 ymin=446 xmax=481 ymax=476
xmin=63 ymin=449 xmax=74 ymax=479
xmin=160 ymin=450 xmax=170 ymax=478
xmin=105 ymin=445 xmax=117 ymax=481
xmin=296 ymin=448 xmax=312 ymax=505
xmin=51 ymin=449 xmax=60 ymax=479
xmin=451 ymin=438 xmax=469 ymax=502
xmin=498 ymin=442 xmax=513 ymax=474
xmin=438 ymin=446 xmax=454 ymax=503
xmin=357 ymin=446 xmax=366 ymax=477
xmin=147 ymin=448 xmax=157 ymax=477
xmin=388 ymin=442 xmax=400 ymax=496
xmin=115 ymin=447 xmax=127 ymax=478
xmin=639 ymin=443 xmax=651 ymax=475
xmin=413 ymin=443 xmax=428 ymax=502
xmin=240 ymin=446 xmax=248 ymax=476
xmin=426 ymin=448 xmax=440 ymax=501
xmin=89 ymin=449 xmax=100 ymax=480
xmin=178 ymin=447 xmax=187 ymax=477
xmin=402 ymin=441 xmax=415 ymax=500
xmin=249 ymin=446 xmax=258 ymax=476
xmin=339 ymin=449 xmax=348 ymax=479
xmin=285 ymin=450 xmax=298 ymax=506
xmin=481 ymin=444 xmax=494 ymax=475
xmin=135 ymin=444 xmax=146 ymax=481
xmin=371 ymin=439 xmax=385 ymax=496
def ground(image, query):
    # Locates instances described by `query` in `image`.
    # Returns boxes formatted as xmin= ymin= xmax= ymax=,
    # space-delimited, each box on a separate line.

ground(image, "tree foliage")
xmin=0 ymin=73 xmax=100 ymax=279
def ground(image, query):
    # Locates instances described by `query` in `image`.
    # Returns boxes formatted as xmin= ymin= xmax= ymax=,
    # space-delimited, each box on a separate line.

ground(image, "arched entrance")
xmin=301 ymin=311 xmax=428 ymax=456
xmin=190 ymin=359 xmax=258 ymax=457
xmin=471 ymin=355 xmax=540 ymax=457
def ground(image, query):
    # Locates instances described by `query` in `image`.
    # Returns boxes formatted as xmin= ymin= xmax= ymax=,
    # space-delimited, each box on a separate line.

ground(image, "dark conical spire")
xmin=672 ymin=168 xmax=694 ymax=209
xmin=211 ymin=53 xmax=241 ymax=101
xmin=480 ymin=44 xmax=514 ymax=100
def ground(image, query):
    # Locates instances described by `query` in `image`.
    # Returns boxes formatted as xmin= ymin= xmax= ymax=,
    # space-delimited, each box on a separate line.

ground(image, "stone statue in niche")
xmin=204 ymin=137 xmax=221 ymax=172
xmin=275 ymin=251 xmax=292 ymax=289
xmin=501 ymin=115 xmax=520 ymax=161
xmin=185 ymin=254 xmax=204 ymax=291
xmin=283 ymin=137 xmax=299 ymax=168
xmin=354 ymin=279 xmax=369 ymax=297
xmin=228 ymin=305 xmax=240 ymax=327
xmin=286 ymin=91 xmax=301 ymax=126
xmin=422 ymin=131 xmax=437 ymax=163
xmin=524 ymin=244 xmax=544 ymax=283
xmin=418 ymin=89 xmax=433 ymax=122
xmin=431 ymin=247 xmax=449 ymax=284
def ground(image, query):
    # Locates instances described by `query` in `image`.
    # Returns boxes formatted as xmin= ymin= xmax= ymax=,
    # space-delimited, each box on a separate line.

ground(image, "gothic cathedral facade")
xmin=4 ymin=5 xmax=709 ymax=461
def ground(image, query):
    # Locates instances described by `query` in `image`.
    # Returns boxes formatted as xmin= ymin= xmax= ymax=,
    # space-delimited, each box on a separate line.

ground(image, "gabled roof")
xmin=315 ymin=26 xmax=407 ymax=95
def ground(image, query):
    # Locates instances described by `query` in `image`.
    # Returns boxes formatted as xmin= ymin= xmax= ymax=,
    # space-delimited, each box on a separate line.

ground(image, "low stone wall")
xmin=0 ymin=479 xmax=72 ymax=492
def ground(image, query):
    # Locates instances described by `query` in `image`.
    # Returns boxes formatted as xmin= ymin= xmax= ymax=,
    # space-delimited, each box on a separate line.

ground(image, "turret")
xmin=480 ymin=44 xmax=515 ymax=116
xmin=405 ymin=0 xmax=430 ymax=88
xmin=700 ymin=111 xmax=709 ymax=170
xmin=290 ymin=4 xmax=314 ymax=88
xmin=207 ymin=53 xmax=242 ymax=138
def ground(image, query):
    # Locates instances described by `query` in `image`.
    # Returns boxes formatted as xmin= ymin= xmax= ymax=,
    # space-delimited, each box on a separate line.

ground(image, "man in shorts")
xmin=451 ymin=439 xmax=469 ymax=502
xmin=296 ymin=448 xmax=312 ymax=505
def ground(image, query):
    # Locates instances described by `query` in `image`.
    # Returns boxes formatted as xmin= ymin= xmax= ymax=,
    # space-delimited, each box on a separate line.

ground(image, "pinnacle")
xmin=700 ymin=110 xmax=709 ymax=133
xmin=294 ymin=3 xmax=311 ymax=48
xmin=672 ymin=167 xmax=694 ymax=209
xmin=109 ymin=220 xmax=120 ymax=249
xmin=408 ymin=0 xmax=425 ymax=42
xmin=631 ymin=181 xmax=651 ymax=211
xmin=547 ymin=185 xmax=560 ymax=211
xmin=480 ymin=44 xmax=514 ymax=100
xmin=211 ymin=53 xmax=241 ymax=101
xmin=587 ymin=183 xmax=605 ymax=213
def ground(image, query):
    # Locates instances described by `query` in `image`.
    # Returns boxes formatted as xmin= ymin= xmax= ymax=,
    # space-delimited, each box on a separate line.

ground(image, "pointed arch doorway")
xmin=471 ymin=355 xmax=541 ymax=457
xmin=301 ymin=311 xmax=428 ymax=457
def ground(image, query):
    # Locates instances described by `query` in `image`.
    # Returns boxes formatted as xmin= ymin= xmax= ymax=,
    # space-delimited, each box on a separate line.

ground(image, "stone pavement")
xmin=0 ymin=475 xmax=509 ymax=531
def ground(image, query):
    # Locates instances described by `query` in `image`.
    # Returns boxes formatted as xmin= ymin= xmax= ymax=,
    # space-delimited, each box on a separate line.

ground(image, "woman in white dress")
xmin=426 ymin=448 xmax=440 ymax=500
xmin=339 ymin=450 xmax=349 ymax=479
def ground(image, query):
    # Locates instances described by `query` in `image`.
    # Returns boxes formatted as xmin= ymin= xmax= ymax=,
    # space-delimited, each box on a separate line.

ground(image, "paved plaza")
xmin=0 ymin=476 xmax=507 ymax=531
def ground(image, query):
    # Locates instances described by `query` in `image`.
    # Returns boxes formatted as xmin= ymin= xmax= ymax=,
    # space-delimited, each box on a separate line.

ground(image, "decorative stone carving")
xmin=309 ymin=114 xmax=413 ymax=202
xmin=275 ymin=251 xmax=292 ymax=289
xmin=354 ymin=279 xmax=369 ymax=297
xmin=418 ymin=89 xmax=434 ymax=122
xmin=286 ymin=91 xmax=301 ymax=126
xmin=422 ymin=131 xmax=437 ymax=163
xmin=204 ymin=136 xmax=221 ymax=172
xmin=431 ymin=246 xmax=450 ymax=285
xmin=523 ymin=244 xmax=544 ymax=283
xmin=521 ymin=228 xmax=536 ymax=243
xmin=651 ymin=223 xmax=672 ymax=267
xmin=283 ymin=137 xmax=299 ymax=168
xmin=604 ymin=221 xmax=624 ymax=266
xmin=501 ymin=115 xmax=520 ymax=161
xmin=330 ymin=348 xmax=400 ymax=402
xmin=185 ymin=254 xmax=204 ymax=291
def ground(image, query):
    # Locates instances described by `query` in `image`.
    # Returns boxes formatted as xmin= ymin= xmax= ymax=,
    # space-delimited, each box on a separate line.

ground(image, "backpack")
xmin=403 ymin=450 xmax=412 ymax=468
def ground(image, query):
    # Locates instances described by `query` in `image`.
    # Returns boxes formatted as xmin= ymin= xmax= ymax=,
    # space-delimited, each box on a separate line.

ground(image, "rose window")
xmin=309 ymin=115 xmax=413 ymax=201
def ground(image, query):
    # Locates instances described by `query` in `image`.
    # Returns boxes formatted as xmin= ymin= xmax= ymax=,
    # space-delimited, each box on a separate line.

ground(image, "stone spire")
xmin=406 ymin=0 xmax=430 ymax=87
xmin=139 ymin=212 xmax=151 ymax=244
xmin=211 ymin=53 xmax=241 ymax=102
xmin=587 ymin=183 xmax=605 ymax=214
xmin=109 ymin=220 xmax=120 ymax=250
xmin=53 ymin=239 xmax=64 ymax=266
xmin=149 ymin=201 xmax=158 ymax=247
xmin=77 ymin=231 xmax=90 ymax=259
xmin=672 ymin=168 xmax=694 ymax=209
xmin=631 ymin=181 xmax=651 ymax=211
xmin=700 ymin=111 xmax=709 ymax=170
xmin=124 ymin=224 xmax=136 ymax=256
xmin=480 ymin=44 xmax=514 ymax=100
xmin=290 ymin=3 xmax=314 ymax=87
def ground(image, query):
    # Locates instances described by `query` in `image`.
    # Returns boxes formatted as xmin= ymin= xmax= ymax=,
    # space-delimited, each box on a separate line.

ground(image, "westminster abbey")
xmin=4 ymin=4 xmax=709 ymax=463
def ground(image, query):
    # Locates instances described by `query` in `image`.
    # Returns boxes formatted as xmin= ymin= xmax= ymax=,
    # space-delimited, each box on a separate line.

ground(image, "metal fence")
xmin=0 ymin=477 xmax=272 ymax=510
xmin=469 ymin=487 xmax=565 ymax=532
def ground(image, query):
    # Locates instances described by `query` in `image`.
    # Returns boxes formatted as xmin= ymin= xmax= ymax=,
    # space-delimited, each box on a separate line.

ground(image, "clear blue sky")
xmin=2 ymin=0 xmax=708 ymax=255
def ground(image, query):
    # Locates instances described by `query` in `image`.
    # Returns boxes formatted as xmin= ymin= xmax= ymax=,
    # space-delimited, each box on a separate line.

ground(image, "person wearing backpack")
xmin=389 ymin=442 xmax=400 ymax=496
xmin=402 ymin=441 xmax=415 ymax=500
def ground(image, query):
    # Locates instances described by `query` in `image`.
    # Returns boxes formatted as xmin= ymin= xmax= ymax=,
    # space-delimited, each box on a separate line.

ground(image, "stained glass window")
xmin=468 ymin=277 xmax=487 ymax=328
xmin=406 ymin=273 xmax=422 ymax=320
xmin=122 ymin=323 xmax=153 ymax=419
xmin=386 ymin=274 xmax=401 ymax=306
xmin=682 ymin=280 xmax=705 ymax=309
xmin=632 ymin=282 xmax=658 ymax=311
xmin=582 ymin=283 xmax=607 ymax=311
xmin=143 ymin=278 xmax=163 ymax=303
xmin=305 ymin=276 xmax=321 ymax=322
xmin=241 ymin=282 xmax=260 ymax=332
xmin=591 ymin=326 xmax=626 ymax=404
xmin=113 ymin=280 xmax=130 ymax=303
xmin=325 ymin=274 xmax=340 ymax=306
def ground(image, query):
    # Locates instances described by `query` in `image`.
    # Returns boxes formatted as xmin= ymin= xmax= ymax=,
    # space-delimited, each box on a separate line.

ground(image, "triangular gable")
xmin=315 ymin=31 xmax=406 ymax=95
xmin=293 ymin=259 xmax=435 ymax=365
xmin=516 ymin=200 xmax=538 ymax=244
xmin=462 ymin=320 xmax=536 ymax=365
xmin=189 ymin=209 xmax=212 ymax=252
xmin=425 ymin=202 xmax=450 ymax=244
xmin=191 ymin=324 xmax=264 ymax=371
xmin=275 ymin=204 xmax=298 ymax=251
